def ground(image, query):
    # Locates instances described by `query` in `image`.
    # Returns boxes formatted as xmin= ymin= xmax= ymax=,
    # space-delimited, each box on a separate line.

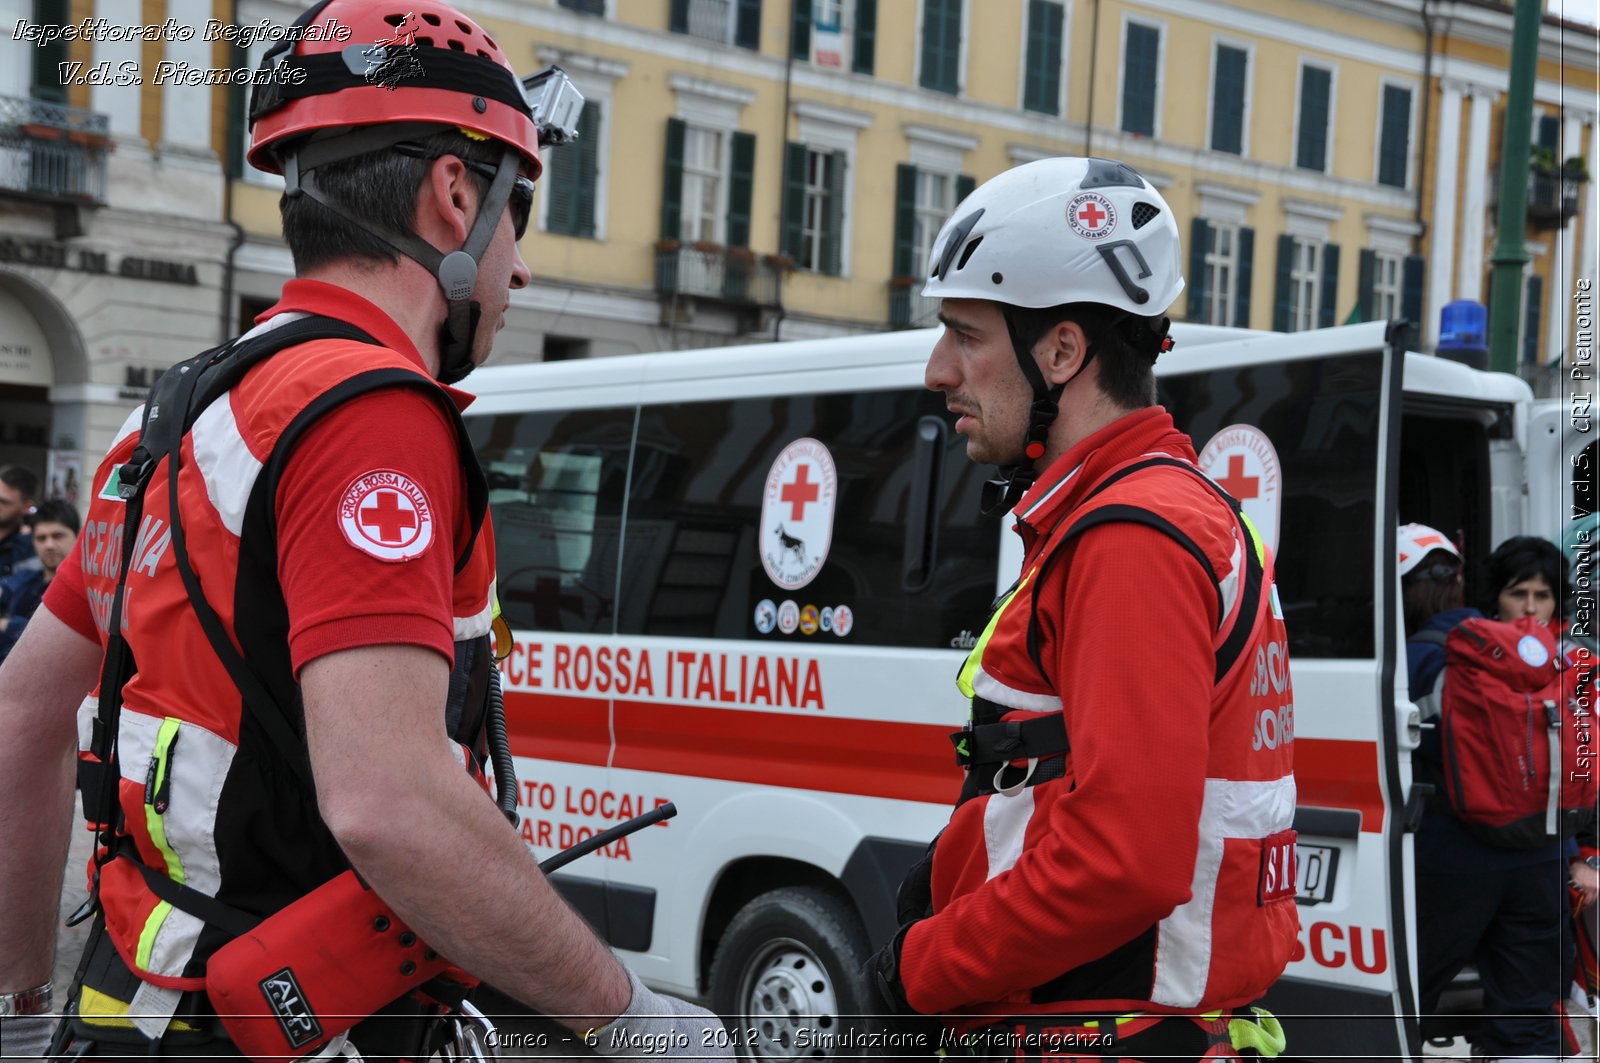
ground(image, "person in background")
xmin=0 ymin=500 xmax=79 ymax=664
xmin=0 ymin=464 xmax=38 ymax=580
xmin=1404 ymin=524 xmax=1576 ymax=1062
xmin=1479 ymin=535 xmax=1599 ymax=1049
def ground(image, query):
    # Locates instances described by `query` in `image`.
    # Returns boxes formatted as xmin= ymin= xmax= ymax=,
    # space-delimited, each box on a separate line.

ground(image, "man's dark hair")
xmin=0 ymin=465 xmax=38 ymax=502
xmin=29 ymin=499 xmax=79 ymax=536
xmin=1480 ymin=535 xmax=1568 ymax=622
xmin=1006 ymin=303 xmax=1162 ymax=409
xmin=279 ymin=129 xmax=505 ymax=274
xmin=1402 ymin=552 xmax=1465 ymax=637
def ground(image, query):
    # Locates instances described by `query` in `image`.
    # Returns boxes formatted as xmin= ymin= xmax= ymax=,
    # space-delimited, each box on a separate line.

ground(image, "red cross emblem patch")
xmin=339 ymin=470 xmax=435 ymax=562
xmin=1066 ymin=191 xmax=1117 ymax=241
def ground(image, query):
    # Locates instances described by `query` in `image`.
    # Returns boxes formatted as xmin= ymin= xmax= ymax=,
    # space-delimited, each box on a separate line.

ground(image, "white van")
xmin=466 ymin=320 xmax=1586 ymax=1062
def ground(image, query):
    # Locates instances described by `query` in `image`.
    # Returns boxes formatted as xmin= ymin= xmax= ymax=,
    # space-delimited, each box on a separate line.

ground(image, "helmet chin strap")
xmin=979 ymin=311 xmax=1079 ymax=518
xmin=283 ymin=134 xmax=522 ymax=385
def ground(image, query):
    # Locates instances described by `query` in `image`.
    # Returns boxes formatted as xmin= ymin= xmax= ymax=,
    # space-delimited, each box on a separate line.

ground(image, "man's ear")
xmin=417 ymin=155 xmax=475 ymax=244
xmin=1037 ymin=319 xmax=1090 ymax=387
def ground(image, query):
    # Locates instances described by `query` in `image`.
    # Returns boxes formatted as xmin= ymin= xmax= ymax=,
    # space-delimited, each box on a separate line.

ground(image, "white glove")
xmin=0 ymin=1014 xmax=60 ymax=1059
xmin=586 ymin=969 xmax=733 ymax=1061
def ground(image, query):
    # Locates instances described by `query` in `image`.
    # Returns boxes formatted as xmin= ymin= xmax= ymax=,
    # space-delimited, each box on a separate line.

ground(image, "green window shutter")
xmin=921 ymin=0 xmax=960 ymax=95
xmin=823 ymin=149 xmax=847 ymax=276
xmin=1024 ymin=0 xmax=1064 ymax=115
xmin=1356 ymin=249 xmax=1376 ymax=323
xmin=956 ymin=173 xmax=976 ymax=204
xmin=1273 ymin=233 xmax=1295 ymax=332
xmin=735 ymin=0 xmax=761 ymax=50
xmin=1211 ymin=45 xmax=1247 ymax=155
xmin=1187 ymin=217 xmax=1212 ymax=321
xmin=1319 ymin=242 xmax=1340 ymax=328
xmin=1402 ymin=255 xmax=1425 ymax=331
xmin=1378 ymin=85 xmax=1411 ymax=188
xmin=670 ymin=0 xmax=689 ymax=34
xmin=727 ymin=130 xmax=756 ymax=247
xmin=853 ymin=0 xmax=877 ymax=74
xmin=573 ymin=103 xmax=599 ymax=238
xmin=781 ymin=142 xmax=807 ymax=260
xmin=1537 ymin=114 xmax=1561 ymax=154
xmin=547 ymin=137 xmax=578 ymax=235
xmin=226 ymin=36 xmax=248 ymax=177
xmin=32 ymin=0 xmax=68 ymax=101
xmin=1524 ymin=274 xmax=1544 ymax=365
xmin=894 ymin=163 xmax=918 ymax=277
xmin=661 ymin=117 xmax=686 ymax=240
xmin=1235 ymin=227 xmax=1255 ymax=328
xmin=1122 ymin=24 xmax=1158 ymax=136
xmin=792 ymin=0 xmax=811 ymax=59
xmin=1296 ymin=67 xmax=1330 ymax=171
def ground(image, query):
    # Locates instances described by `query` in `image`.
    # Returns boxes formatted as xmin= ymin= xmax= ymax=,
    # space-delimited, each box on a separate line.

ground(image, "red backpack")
xmin=1416 ymin=615 xmax=1598 ymax=848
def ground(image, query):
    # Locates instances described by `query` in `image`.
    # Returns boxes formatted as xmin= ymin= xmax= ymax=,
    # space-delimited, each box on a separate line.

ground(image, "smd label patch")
xmin=1198 ymin=423 xmax=1283 ymax=554
xmin=760 ymin=438 xmax=837 ymax=591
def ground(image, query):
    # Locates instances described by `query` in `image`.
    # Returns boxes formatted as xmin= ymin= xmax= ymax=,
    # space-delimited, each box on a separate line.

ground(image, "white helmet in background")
xmin=1397 ymin=523 xmax=1461 ymax=578
xmin=923 ymin=156 xmax=1185 ymax=315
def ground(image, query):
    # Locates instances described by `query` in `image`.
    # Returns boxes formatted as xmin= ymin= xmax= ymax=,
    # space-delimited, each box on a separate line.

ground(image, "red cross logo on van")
xmin=1216 ymin=454 xmax=1260 ymax=501
xmin=781 ymin=467 xmax=820 ymax=521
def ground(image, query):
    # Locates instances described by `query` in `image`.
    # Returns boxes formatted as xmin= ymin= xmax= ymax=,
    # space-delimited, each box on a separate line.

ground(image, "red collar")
xmin=1011 ymin=407 xmax=1196 ymax=547
xmin=257 ymin=279 xmax=476 ymax=411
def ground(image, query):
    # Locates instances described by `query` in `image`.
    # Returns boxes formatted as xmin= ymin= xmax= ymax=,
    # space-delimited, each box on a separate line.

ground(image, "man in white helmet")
xmin=869 ymin=158 xmax=1298 ymax=1061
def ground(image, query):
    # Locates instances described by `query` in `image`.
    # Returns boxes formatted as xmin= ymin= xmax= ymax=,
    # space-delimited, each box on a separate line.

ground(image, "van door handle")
xmin=902 ymin=416 xmax=946 ymax=591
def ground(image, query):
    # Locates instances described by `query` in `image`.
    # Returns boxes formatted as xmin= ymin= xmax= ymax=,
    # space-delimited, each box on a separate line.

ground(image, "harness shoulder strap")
xmin=1024 ymin=456 xmax=1266 ymax=686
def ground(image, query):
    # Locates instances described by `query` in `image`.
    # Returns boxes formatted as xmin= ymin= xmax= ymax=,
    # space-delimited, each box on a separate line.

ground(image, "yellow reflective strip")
xmin=146 ymin=719 xmax=184 ymax=884
xmin=78 ymin=985 xmax=196 ymax=1031
xmin=135 ymin=899 xmax=174 ymax=970
xmin=956 ymin=568 xmax=1035 ymax=699
xmin=1239 ymin=511 xmax=1267 ymax=566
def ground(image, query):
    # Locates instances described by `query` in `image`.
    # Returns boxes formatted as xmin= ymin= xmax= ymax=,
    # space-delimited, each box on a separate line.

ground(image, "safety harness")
xmin=949 ymin=457 xmax=1265 ymax=802
xmin=72 ymin=317 xmax=513 ymax=1057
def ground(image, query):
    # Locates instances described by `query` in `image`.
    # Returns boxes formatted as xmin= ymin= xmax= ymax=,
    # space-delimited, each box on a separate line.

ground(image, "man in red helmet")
xmin=0 ymin=2 xmax=728 ymax=1059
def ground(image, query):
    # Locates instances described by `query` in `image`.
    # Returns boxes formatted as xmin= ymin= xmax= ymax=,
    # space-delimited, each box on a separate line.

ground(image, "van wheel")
xmin=709 ymin=887 xmax=872 ymax=1061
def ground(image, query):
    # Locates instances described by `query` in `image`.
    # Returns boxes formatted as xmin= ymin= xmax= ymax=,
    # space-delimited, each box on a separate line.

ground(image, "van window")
xmin=619 ymin=390 xmax=998 ymax=647
xmin=470 ymin=407 xmax=634 ymax=634
xmin=1161 ymin=352 xmax=1384 ymax=658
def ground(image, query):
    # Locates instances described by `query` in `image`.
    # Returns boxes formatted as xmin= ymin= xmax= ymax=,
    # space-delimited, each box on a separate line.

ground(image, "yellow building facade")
xmin=3 ymin=0 xmax=1596 ymax=476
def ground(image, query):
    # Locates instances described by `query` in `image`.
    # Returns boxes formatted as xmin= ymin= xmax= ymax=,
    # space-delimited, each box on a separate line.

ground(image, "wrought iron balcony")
xmin=889 ymin=278 xmax=940 ymax=329
xmin=654 ymin=241 xmax=784 ymax=310
xmin=0 ymin=94 xmax=110 ymax=204
xmin=1527 ymin=160 xmax=1585 ymax=230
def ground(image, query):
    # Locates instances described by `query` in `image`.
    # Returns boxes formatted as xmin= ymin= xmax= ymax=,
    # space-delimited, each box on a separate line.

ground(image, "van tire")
xmin=708 ymin=886 xmax=874 ymax=1061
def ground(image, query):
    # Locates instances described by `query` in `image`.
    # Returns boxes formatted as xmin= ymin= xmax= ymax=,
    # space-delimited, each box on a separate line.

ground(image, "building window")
xmin=791 ymin=0 xmax=877 ymax=74
xmin=1210 ymin=43 xmax=1248 ymax=155
xmin=545 ymin=101 xmax=601 ymax=239
xmin=1023 ymin=0 xmax=1065 ymax=116
xmin=1377 ymin=83 xmax=1412 ymax=189
xmin=662 ymin=118 xmax=756 ymax=247
xmin=913 ymin=169 xmax=954 ymax=272
xmin=681 ymin=125 xmax=725 ymax=243
xmin=1290 ymin=238 xmax=1322 ymax=331
xmin=919 ymin=0 xmax=961 ymax=95
xmin=1295 ymin=64 xmax=1332 ymax=172
xmin=782 ymin=143 xmax=847 ymax=274
xmin=558 ymin=0 xmax=605 ymax=13
xmin=893 ymin=164 xmax=973 ymax=326
xmin=1372 ymin=250 xmax=1403 ymax=321
xmin=1188 ymin=217 xmax=1255 ymax=328
xmin=1275 ymin=235 xmax=1339 ymax=332
xmin=1121 ymin=20 xmax=1160 ymax=136
xmin=670 ymin=0 xmax=761 ymax=50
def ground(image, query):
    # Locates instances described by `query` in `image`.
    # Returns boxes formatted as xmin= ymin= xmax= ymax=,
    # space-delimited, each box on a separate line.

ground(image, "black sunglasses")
xmin=393 ymin=143 xmax=534 ymax=239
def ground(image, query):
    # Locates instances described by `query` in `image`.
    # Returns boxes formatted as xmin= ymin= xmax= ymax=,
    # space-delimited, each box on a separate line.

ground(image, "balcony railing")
xmin=655 ymin=242 xmax=784 ymax=309
xmin=889 ymin=279 xmax=940 ymax=329
xmin=0 ymin=94 xmax=110 ymax=204
xmin=1527 ymin=161 xmax=1584 ymax=230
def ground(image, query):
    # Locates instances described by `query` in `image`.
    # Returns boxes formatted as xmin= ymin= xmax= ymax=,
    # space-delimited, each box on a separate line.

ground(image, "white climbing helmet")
xmin=923 ymin=156 xmax=1185 ymax=315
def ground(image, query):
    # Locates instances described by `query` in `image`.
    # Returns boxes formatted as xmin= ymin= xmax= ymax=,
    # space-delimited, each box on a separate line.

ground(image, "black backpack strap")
xmin=83 ymin=317 xmax=380 ymax=923
xmin=1411 ymin=629 xmax=1448 ymax=647
xmin=1024 ymin=457 xmax=1266 ymax=686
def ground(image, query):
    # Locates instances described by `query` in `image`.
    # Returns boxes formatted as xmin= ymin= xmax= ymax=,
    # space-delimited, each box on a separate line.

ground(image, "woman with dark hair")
xmin=1481 ymin=535 xmax=1600 ymax=1045
xmin=1402 ymin=524 xmax=1575 ymax=1061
